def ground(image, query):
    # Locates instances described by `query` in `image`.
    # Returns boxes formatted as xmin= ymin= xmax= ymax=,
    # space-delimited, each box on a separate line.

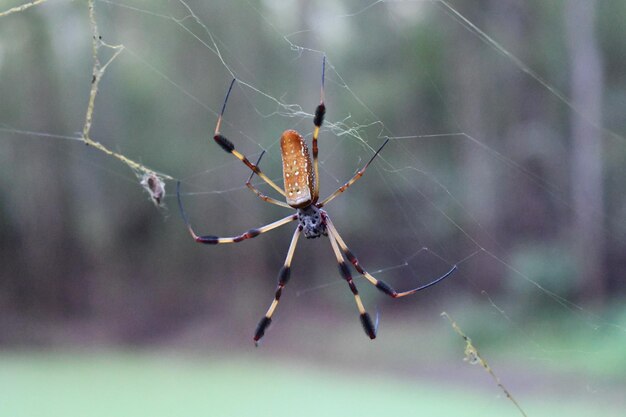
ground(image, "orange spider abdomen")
xmin=280 ymin=130 xmax=315 ymax=208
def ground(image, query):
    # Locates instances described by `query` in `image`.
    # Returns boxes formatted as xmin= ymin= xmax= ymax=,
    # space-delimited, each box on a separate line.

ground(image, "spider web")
xmin=1 ymin=0 xmax=625 ymax=415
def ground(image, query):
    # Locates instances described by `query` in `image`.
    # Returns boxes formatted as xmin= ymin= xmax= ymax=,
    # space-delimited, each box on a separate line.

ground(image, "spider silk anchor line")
xmin=177 ymin=57 xmax=457 ymax=345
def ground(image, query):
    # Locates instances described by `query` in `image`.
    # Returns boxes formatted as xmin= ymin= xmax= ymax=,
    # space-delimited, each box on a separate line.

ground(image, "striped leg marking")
xmin=325 ymin=217 xmax=457 ymax=297
xmin=246 ymin=151 xmax=291 ymax=208
xmin=214 ymin=134 xmax=287 ymax=197
xmin=326 ymin=225 xmax=376 ymax=339
xmin=213 ymin=79 xmax=286 ymax=198
xmin=254 ymin=226 xmax=302 ymax=345
xmin=177 ymin=181 xmax=296 ymax=244
xmin=318 ymin=139 xmax=389 ymax=208
xmin=311 ymin=57 xmax=326 ymax=202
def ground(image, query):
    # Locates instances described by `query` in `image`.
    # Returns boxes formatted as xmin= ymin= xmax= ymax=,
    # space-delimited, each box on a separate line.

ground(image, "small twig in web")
xmin=441 ymin=312 xmax=528 ymax=417
xmin=82 ymin=0 xmax=172 ymax=189
xmin=0 ymin=0 xmax=48 ymax=17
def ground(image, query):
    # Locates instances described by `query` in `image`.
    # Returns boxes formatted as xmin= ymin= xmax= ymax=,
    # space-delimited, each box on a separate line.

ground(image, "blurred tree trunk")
xmin=564 ymin=0 xmax=606 ymax=305
xmin=448 ymin=2 xmax=501 ymax=289
xmin=3 ymin=14 xmax=89 ymax=317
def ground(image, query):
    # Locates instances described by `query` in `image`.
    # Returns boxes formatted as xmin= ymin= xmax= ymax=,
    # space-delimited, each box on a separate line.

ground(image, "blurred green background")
xmin=1 ymin=0 xmax=625 ymax=415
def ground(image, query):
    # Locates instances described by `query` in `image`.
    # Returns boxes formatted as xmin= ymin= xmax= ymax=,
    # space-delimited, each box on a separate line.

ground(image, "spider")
xmin=177 ymin=58 xmax=457 ymax=345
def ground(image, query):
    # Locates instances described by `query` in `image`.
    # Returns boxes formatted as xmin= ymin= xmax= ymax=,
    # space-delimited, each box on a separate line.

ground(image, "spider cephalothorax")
xmin=297 ymin=205 xmax=327 ymax=239
xmin=177 ymin=57 xmax=457 ymax=345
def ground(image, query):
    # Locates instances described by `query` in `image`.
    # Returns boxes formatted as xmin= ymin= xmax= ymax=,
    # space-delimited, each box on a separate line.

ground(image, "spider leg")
xmin=246 ymin=150 xmax=291 ymax=209
xmin=176 ymin=181 xmax=296 ymax=244
xmin=254 ymin=226 xmax=302 ymax=345
xmin=326 ymin=225 xmax=377 ymax=339
xmin=317 ymin=138 xmax=390 ymax=208
xmin=213 ymin=79 xmax=287 ymax=198
xmin=312 ymin=56 xmax=326 ymax=202
xmin=325 ymin=216 xmax=457 ymax=297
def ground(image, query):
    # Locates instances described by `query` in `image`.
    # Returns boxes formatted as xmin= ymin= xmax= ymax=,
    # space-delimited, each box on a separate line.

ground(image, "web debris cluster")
xmin=442 ymin=312 xmax=527 ymax=417
xmin=82 ymin=0 xmax=171 ymax=206
xmin=2 ymin=0 xmax=172 ymax=206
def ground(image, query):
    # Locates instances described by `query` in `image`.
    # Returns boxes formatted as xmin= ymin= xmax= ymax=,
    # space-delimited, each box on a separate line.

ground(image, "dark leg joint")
xmin=277 ymin=266 xmax=291 ymax=285
xmin=247 ymin=228 xmax=261 ymax=238
xmin=338 ymin=262 xmax=351 ymax=280
xmin=375 ymin=280 xmax=397 ymax=297
xmin=196 ymin=235 xmax=219 ymax=244
xmin=314 ymin=104 xmax=326 ymax=127
xmin=345 ymin=249 xmax=357 ymax=264
xmin=214 ymin=134 xmax=234 ymax=153
xmin=360 ymin=313 xmax=376 ymax=339
xmin=254 ymin=316 xmax=272 ymax=345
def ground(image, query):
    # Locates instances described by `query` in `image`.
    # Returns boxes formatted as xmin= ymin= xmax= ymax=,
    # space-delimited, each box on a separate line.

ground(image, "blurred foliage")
xmin=0 ymin=0 xmax=624 ymax=358
xmin=506 ymin=241 xmax=578 ymax=312
xmin=1 ymin=2 xmax=626 ymax=413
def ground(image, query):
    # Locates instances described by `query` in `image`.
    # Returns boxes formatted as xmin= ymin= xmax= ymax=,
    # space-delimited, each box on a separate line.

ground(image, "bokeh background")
xmin=1 ymin=0 xmax=625 ymax=416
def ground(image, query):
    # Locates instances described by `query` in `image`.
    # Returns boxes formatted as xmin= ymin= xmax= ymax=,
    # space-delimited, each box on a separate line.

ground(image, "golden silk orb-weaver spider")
xmin=177 ymin=58 xmax=457 ymax=345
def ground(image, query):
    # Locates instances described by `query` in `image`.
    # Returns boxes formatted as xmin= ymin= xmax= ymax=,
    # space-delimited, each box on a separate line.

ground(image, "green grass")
xmin=0 ymin=351 xmax=623 ymax=417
